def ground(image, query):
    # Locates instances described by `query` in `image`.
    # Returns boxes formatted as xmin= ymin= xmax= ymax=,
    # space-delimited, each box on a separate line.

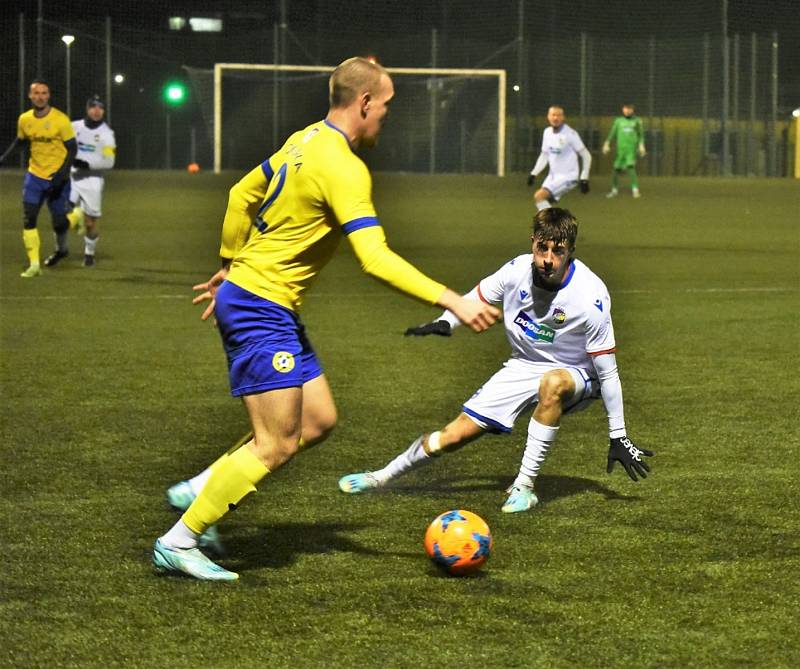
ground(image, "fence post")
xmin=732 ymin=33 xmax=740 ymax=174
xmin=429 ymin=27 xmax=438 ymax=174
xmin=721 ymin=0 xmax=730 ymax=176
xmin=648 ymin=36 xmax=656 ymax=176
xmin=749 ymin=33 xmax=757 ymax=176
xmin=105 ymin=17 xmax=112 ymax=125
xmin=769 ymin=31 xmax=778 ymax=176
xmin=702 ymin=33 xmax=710 ymax=175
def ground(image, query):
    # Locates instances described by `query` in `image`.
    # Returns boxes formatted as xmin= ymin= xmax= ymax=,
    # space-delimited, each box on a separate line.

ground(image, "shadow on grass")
xmin=387 ymin=473 xmax=641 ymax=505
xmin=224 ymin=522 xmax=417 ymax=573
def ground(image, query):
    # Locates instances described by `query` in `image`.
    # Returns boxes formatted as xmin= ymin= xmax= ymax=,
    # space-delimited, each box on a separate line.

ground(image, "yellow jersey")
xmin=17 ymin=107 xmax=75 ymax=180
xmin=222 ymin=120 xmax=445 ymax=312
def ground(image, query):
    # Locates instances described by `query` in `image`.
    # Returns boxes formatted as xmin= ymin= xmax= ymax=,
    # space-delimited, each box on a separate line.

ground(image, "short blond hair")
xmin=329 ymin=57 xmax=389 ymax=108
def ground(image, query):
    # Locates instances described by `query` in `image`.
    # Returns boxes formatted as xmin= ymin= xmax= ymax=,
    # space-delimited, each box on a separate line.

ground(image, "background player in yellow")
xmin=0 ymin=80 xmax=77 ymax=277
xmin=153 ymin=57 xmax=501 ymax=581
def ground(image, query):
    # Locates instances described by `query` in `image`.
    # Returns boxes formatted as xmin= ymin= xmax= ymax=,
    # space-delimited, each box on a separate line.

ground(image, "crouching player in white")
xmin=527 ymin=106 xmax=592 ymax=211
xmin=67 ymin=95 xmax=116 ymax=267
xmin=339 ymin=207 xmax=652 ymax=512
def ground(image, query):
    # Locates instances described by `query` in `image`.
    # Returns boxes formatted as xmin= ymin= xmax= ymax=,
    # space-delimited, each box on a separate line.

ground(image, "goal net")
xmin=188 ymin=64 xmax=506 ymax=176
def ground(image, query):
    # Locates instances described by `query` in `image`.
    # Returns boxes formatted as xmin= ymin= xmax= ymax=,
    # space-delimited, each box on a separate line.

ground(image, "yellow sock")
xmin=22 ymin=229 xmax=41 ymax=266
xmin=67 ymin=209 xmax=78 ymax=229
xmin=182 ymin=445 xmax=269 ymax=534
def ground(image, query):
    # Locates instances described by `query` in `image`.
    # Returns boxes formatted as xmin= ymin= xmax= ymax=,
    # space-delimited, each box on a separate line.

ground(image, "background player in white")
xmin=67 ymin=95 xmax=116 ymax=267
xmin=527 ymin=106 xmax=592 ymax=211
xmin=339 ymin=207 xmax=652 ymax=512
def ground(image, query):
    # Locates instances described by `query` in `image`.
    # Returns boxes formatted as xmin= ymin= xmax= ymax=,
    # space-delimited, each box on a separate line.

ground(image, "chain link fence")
xmin=2 ymin=1 xmax=797 ymax=176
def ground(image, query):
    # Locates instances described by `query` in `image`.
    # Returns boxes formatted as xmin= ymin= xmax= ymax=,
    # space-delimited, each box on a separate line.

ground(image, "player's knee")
xmin=23 ymin=203 xmax=39 ymax=229
xmin=253 ymin=433 xmax=301 ymax=468
xmin=303 ymin=409 xmax=337 ymax=446
xmin=538 ymin=370 xmax=573 ymax=407
xmin=52 ymin=214 xmax=69 ymax=234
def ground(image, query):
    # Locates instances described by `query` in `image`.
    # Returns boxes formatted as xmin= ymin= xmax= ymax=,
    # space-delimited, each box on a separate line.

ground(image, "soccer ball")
xmin=187 ymin=162 xmax=200 ymax=173
xmin=424 ymin=509 xmax=492 ymax=576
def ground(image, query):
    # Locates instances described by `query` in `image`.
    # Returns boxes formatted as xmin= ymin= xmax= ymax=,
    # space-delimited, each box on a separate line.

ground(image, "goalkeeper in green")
xmin=602 ymin=103 xmax=646 ymax=199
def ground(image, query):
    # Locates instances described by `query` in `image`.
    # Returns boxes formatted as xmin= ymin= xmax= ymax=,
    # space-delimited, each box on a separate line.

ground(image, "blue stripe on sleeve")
xmin=341 ymin=216 xmax=380 ymax=235
xmin=261 ymin=159 xmax=274 ymax=179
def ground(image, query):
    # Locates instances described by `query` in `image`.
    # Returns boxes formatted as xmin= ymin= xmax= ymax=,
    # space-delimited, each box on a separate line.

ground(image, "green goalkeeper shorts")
xmin=613 ymin=149 xmax=637 ymax=170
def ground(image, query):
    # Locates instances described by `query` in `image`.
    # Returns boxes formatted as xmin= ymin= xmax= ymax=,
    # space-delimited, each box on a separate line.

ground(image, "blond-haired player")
xmin=153 ymin=57 xmax=500 ymax=581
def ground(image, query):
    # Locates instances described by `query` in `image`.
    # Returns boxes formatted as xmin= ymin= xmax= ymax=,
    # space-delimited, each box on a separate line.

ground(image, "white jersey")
xmin=71 ymin=119 xmax=116 ymax=177
xmin=540 ymin=124 xmax=586 ymax=181
xmin=474 ymin=255 xmax=615 ymax=372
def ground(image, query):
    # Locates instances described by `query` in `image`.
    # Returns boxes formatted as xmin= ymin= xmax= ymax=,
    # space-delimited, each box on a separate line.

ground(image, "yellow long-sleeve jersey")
xmin=222 ymin=119 xmax=445 ymax=312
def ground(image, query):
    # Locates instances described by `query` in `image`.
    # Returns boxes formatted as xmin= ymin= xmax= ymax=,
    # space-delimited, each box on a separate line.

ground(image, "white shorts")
xmin=69 ymin=175 xmax=105 ymax=217
xmin=462 ymin=358 xmax=599 ymax=433
xmin=541 ymin=174 xmax=578 ymax=202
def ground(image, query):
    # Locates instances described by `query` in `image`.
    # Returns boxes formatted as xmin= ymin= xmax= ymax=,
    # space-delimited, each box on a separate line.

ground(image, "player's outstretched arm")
xmin=436 ymin=288 xmax=499 ymax=333
xmin=405 ymin=285 xmax=485 ymax=336
xmin=592 ymin=351 xmax=653 ymax=481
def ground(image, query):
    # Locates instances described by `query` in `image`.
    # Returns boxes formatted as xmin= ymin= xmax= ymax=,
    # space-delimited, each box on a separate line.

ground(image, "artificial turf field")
xmin=1 ymin=170 xmax=798 ymax=668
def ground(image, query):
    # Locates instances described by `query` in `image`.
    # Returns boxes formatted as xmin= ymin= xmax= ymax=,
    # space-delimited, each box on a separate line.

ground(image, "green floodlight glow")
xmin=163 ymin=82 xmax=187 ymax=105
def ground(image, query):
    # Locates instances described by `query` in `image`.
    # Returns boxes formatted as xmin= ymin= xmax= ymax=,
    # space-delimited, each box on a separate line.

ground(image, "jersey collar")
xmin=324 ymin=119 xmax=354 ymax=152
xmin=560 ymin=260 xmax=576 ymax=288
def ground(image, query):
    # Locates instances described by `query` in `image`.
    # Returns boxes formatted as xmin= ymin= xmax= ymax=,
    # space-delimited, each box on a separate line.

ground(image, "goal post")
xmin=212 ymin=63 xmax=506 ymax=176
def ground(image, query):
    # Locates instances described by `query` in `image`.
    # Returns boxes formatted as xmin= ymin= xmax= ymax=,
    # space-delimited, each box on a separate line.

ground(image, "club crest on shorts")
xmin=272 ymin=351 xmax=295 ymax=373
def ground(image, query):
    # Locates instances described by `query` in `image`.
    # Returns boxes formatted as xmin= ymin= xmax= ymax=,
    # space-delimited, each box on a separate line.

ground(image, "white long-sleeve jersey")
xmin=532 ymin=123 xmax=591 ymax=181
xmin=71 ymin=119 xmax=116 ymax=177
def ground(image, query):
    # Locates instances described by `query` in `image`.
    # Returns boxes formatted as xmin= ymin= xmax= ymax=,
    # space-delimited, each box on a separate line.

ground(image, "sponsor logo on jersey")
xmin=513 ymin=310 xmax=555 ymax=343
xmin=519 ymin=289 xmax=529 ymax=301
xmin=594 ymin=299 xmax=603 ymax=312
xmin=272 ymin=351 xmax=295 ymax=373
xmin=553 ymin=307 xmax=566 ymax=325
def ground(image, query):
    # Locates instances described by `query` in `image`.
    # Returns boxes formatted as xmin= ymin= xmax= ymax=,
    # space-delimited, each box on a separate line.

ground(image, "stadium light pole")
xmin=61 ymin=35 xmax=75 ymax=118
xmin=162 ymin=81 xmax=187 ymax=169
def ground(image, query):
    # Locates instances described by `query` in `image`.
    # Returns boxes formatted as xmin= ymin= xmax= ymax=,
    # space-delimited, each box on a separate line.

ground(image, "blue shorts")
xmin=214 ymin=281 xmax=323 ymax=397
xmin=22 ymin=172 xmax=71 ymax=215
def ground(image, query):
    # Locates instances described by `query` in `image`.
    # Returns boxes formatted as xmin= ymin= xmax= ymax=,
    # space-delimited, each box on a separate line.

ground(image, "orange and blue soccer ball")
xmin=424 ymin=509 xmax=492 ymax=576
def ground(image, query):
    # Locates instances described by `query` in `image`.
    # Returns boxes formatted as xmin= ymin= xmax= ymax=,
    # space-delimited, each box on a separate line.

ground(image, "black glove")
xmin=404 ymin=320 xmax=452 ymax=337
xmin=527 ymin=174 xmax=535 ymax=187
xmin=73 ymin=158 xmax=90 ymax=170
xmin=579 ymin=179 xmax=590 ymax=194
xmin=607 ymin=436 xmax=653 ymax=482
xmin=48 ymin=168 xmax=70 ymax=189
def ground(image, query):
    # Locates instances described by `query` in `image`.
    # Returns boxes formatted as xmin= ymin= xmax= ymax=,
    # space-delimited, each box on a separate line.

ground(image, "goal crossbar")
xmin=213 ymin=63 xmax=506 ymax=175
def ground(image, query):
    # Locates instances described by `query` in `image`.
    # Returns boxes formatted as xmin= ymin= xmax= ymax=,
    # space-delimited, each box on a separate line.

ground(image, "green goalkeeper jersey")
xmin=606 ymin=115 xmax=644 ymax=153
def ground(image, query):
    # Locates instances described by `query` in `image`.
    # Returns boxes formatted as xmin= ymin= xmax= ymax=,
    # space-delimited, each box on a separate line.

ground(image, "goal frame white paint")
xmin=213 ymin=63 xmax=506 ymax=176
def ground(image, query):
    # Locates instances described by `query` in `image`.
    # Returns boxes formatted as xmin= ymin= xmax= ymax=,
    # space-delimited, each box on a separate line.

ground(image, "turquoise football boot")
xmin=166 ymin=480 xmax=195 ymax=511
xmin=501 ymin=485 xmax=539 ymax=513
xmin=152 ymin=539 xmax=238 ymax=581
xmin=338 ymin=472 xmax=381 ymax=494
